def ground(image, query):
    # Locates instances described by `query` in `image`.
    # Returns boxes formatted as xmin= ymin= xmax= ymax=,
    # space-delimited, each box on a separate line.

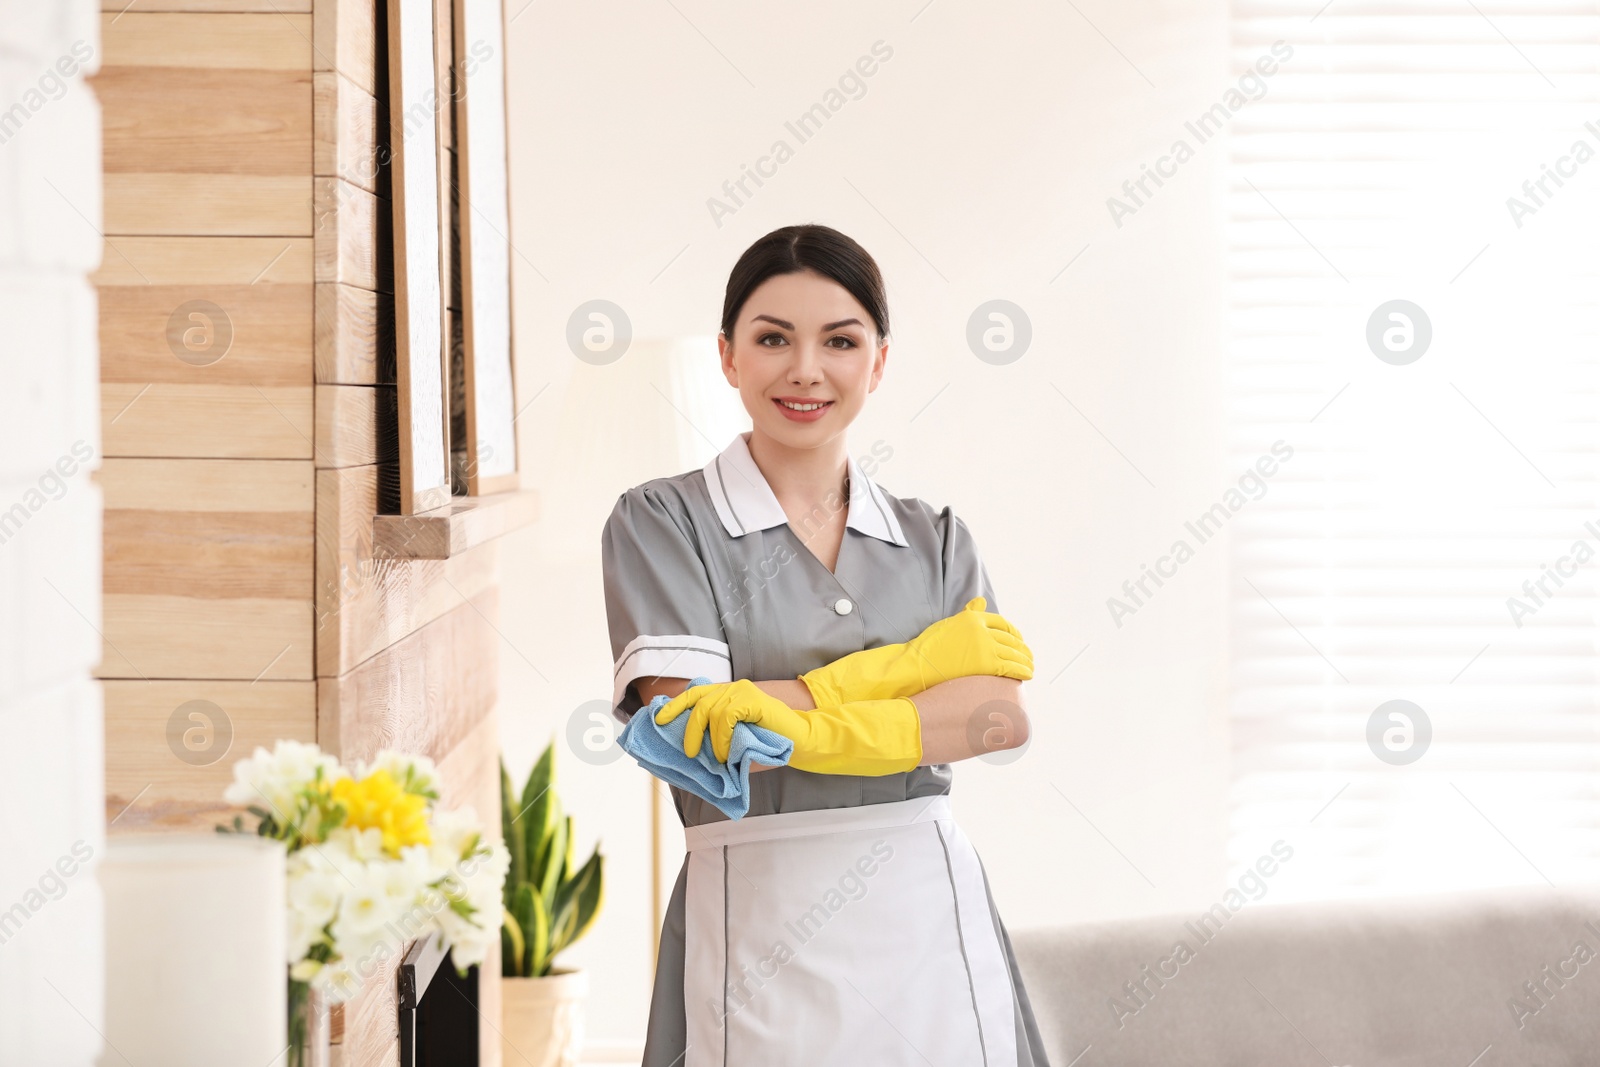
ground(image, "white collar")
xmin=702 ymin=432 xmax=909 ymax=547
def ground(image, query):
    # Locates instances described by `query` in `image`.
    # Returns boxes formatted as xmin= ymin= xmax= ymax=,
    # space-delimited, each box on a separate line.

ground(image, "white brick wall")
xmin=0 ymin=1 xmax=105 ymax=1064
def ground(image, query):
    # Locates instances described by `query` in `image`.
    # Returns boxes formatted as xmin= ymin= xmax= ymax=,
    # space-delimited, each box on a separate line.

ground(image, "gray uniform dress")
xmin=601 ymin=431 xmax=1050 ymax=1067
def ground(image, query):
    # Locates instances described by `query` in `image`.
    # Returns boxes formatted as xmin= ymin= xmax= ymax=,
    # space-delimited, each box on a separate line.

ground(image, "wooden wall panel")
xmin=103 ymin=1 xmax=313 ymax=10
xmin=336 ymin=954 xmax=402 ymax=1067
xmin=99 ymin=67 xmax=311 ymax=174
xmin=314 ymin=464 xmax=498 ymax=677
xmin=313 ymin=0 xmax=379 ymax=97
xmin=315 ymin=177 xmax=390 ymax=291
xmin=92 ymin=235 xmax=313 ymax=284
xmin=103 ymin=678 xmax=317 ymax=833
xmin=100 ymin=283 xmax=310 ymax=385
xmin=314 ymin=70 xmax=382 ymax=194
xmin=95 ymin=233 xmax=316 ymax=458
xmin=104 ymin=174 xmax=313 ymax=236
xmin=316 ymin=282 xmax=392 ymax=385
xmin=316 ymin=383 xmax=397 ymax=468
xmin=316 ymin=586 xmax=498 ymax=764
xmin=100 ymin=12 xmax=313 ymax=69
xmin=101 ymin=383 xmax=314 ymax=459
xmin=99 ymin=13 xmax=314 ymax=237
xmin=98 ymin=458 xmax=315 ymax=680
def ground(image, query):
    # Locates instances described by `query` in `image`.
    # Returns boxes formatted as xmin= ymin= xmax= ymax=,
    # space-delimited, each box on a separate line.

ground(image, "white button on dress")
xmin=833 ymin=597 xmax=854 ymax=615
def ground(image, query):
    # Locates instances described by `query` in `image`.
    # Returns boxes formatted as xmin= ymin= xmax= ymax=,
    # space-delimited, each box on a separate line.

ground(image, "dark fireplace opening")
xmin=399 ymin=932 xmax=479 ymax=1066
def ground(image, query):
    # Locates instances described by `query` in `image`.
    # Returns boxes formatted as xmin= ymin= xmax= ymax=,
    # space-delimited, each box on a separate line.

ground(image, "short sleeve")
xmin=936 ymin=506 xmax=1000 ymax=618
xmin=601 ymin=485 xmax=732 ymax=724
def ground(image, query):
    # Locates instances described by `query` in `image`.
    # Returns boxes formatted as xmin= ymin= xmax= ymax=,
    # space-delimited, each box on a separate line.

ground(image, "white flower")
xmin=461 ymin=843 xmax=511 ymax=916
xmin=374 ymin=855 xmax=423 ymax=906
xmin=287 ymin=864 xmax=341 ymax=933
xmin=436 ymin=908 xmax=489 ymax=967
xmin=421 ymin=838 xmax=511 ymax=971
xmin=286 ymin=908 xmax=324 ymax=964
xmin=224 ymin=740 xmax=342 ymax=822
xmin=328 ymin=923 xmax=394 ymax=986
xmin=335 ymin=864 xmax=399 ymax=933
xmin=299 ymin=834 xmax=364 ymax=889
xmin=397 ymin=844 xmax=443 ymax=898
xmin=312 ymin=959 xmax=361 ymax=1004
xmin=427 ymin=806 xmax=482 ymax=868
xmin=327 ymin=825 xmax=386 ymax=865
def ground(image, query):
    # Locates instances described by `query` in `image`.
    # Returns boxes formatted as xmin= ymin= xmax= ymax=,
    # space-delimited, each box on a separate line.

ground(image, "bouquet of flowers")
xmin=219 ymin=740 xmax=509 ymax=1062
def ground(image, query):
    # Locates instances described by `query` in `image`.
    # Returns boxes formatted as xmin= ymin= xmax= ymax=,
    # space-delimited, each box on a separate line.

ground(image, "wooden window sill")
xmin=371 ymin=487 xmax=539 ymax=559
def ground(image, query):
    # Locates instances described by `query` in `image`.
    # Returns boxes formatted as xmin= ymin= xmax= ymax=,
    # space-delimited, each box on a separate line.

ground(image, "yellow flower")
xmin=332 ymin=769 xmax=432 ymax=857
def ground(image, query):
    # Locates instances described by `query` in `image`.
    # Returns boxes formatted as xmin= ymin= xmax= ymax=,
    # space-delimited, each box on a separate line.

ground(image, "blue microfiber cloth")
xmin=616 ymin=675 xmax=794 ymax=820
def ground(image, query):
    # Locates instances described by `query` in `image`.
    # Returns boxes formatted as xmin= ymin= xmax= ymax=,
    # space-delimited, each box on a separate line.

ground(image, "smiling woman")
xmin=600 ymin=223 xmax=1050 ymax=1067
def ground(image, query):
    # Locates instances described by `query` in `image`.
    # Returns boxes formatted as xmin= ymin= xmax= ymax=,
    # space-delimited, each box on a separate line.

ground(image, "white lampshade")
xmin=654 ymin=334 xmax=748 ymax=471
xmin=100 ymin=833 xmax=287 ymax=1066
xmin=543 ymin=334 xmax=743 ymax=558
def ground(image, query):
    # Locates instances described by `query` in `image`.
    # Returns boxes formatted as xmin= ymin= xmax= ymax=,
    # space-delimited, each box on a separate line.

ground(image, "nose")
xmin=787 ymin=339 xmax=825 ymax=385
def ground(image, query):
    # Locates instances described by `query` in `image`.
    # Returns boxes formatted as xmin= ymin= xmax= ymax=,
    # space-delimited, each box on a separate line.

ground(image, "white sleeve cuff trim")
xmin=611 ymin=633 xmax=733 ymax=712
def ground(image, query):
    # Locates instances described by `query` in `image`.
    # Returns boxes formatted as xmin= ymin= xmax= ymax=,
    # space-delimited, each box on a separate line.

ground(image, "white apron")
xmin=682 ymin=794 xmax=1018 ymax=1067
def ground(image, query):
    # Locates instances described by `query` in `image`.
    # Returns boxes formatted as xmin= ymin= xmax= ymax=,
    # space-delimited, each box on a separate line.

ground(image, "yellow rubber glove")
xmin=654 ymin=679 xmax=923 ymax=777
xmin=798 ymin=597 xmax=1034 ymax=708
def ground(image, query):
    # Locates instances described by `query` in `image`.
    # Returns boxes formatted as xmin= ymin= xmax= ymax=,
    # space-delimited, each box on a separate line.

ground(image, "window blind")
xmin=1227 ymin=1 xmax=1600 ymax=899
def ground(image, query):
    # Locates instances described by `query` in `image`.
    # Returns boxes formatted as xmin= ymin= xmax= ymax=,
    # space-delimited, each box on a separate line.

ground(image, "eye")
xmin=826 ymin=335 xmax=858 ymax=349
xmin=757 ymin=332 xmax=788 ymax=347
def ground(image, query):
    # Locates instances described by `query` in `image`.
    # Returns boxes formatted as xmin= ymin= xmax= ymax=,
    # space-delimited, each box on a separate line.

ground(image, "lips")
xmin=774 ymin=398 xmax=832 ymax=411
xmin=772 ymin=397 xmax=834 ymax=422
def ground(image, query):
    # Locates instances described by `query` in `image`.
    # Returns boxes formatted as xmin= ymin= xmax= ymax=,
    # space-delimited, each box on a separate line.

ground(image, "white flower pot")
xmin=501 ymin=967 xmax=587 ymax=1067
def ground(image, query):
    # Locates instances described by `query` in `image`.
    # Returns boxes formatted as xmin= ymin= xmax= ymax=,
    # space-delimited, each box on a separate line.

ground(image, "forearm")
xmin=756 ymin=675 xmax=1029 ymax=768
xmin=903 ymin=676 xmax=1029 ymax=765
xmin=633 ymin=675 xmax=1029 ymax=772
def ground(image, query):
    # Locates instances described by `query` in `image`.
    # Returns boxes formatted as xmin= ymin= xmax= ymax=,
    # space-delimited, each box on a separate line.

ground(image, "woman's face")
xmin=719 ymin=269 xmax=887 ymax=449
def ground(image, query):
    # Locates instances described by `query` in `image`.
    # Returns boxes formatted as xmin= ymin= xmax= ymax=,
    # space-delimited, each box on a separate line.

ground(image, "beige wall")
xmin=499 ymin=0 xmax=1234 ymax=1050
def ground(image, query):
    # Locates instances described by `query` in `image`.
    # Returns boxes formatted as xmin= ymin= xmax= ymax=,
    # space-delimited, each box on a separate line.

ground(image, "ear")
xmin=866 ymin=338 xmax=889 ymax=392
xmin=718 ymin=332 xmax=739 ymax=387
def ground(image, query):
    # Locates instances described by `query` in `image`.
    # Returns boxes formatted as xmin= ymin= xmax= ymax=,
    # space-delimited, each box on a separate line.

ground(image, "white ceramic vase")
xmin=501 ymin=967 xmax=588 ymax=1067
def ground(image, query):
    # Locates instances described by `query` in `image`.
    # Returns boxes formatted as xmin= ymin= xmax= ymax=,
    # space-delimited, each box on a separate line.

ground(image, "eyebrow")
xmin=750 ymin=314 xmax=865 ymax=332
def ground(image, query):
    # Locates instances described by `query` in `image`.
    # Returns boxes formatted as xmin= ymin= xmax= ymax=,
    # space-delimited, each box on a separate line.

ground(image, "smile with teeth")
xmin=777 ymin=399 xmax=831 ymax=411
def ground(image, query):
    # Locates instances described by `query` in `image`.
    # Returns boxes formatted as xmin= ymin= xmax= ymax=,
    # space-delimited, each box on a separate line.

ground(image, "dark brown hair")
xmin=719 ymin=224 xmax=889 ymax=343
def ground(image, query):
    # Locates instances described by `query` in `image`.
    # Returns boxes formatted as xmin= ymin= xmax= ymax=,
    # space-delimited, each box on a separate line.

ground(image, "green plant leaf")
xmin=562 ymin=814 xmax=576 ymax=884
xmin=501 ymin=904 xmax=525 ymax=979
xmin=529 ymin=887 xmax=551 ymax=978
xmin=520 ymin=740 xmax=556 ymax=887
xmin=569 ymin=848 xmax=605 ymax=949
xmin=549 ymin=866 xmax=578 ymax=955
xmin=500 ymin=759 xmax=526 ymax=909
xmin=551 ymin=848 xmax=602 ymax=959
xmin=538 ymin=813 xmax=567 ymax=913
xmin=536 ymin=791 xmax=563 ymax=878
xmin=511 ymin=883 xmax=537 ymax=979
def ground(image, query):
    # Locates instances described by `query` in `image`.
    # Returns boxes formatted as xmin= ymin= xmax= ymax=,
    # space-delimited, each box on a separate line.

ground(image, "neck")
xmin=745 ymin=429 xmax=849 ymax=512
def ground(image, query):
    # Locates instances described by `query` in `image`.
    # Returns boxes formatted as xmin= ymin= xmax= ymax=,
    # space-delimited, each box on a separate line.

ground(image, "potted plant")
xmin=500 ymin=738 xmax=605 ymax=1067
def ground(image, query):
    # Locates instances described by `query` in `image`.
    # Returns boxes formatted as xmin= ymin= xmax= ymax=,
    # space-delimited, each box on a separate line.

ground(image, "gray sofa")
xmin=1010 ymin=885 xmax=1600 ymax=1066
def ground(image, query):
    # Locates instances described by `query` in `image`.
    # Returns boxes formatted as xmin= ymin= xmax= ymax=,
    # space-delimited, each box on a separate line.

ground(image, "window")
xmin=1227 ymin=3 xmax=1600 ymax=898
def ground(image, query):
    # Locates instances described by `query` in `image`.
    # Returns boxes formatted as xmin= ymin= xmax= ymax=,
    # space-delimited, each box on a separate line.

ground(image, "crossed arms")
xmin=634 ymin=667 xmax=1030 ymax=772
